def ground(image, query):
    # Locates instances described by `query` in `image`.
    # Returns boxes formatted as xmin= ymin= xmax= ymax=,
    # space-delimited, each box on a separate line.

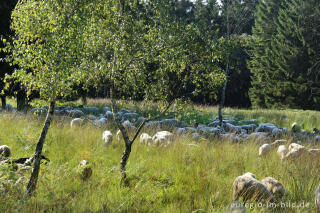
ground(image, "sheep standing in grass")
xmin=152 ymin=131 xmax=174 ymax=146
xmin=102 ymin=131 xmax=113 ymax=145
xmin=258 ymin=144 xmax=271 ymax=156
xmin=277 ymin=145 xmax=288 ymax=160
xmin=140 ymin=133 xmax=152 ymax=146
xmin=283 ymin=143 xmax=309 ymax=160
xmin=233 ymin=172 xmax=275 ymax=203
xmin=70 ymin=118 xmax=84 ymax=127
xmin=78 ymin=160 xmax=92 ymax=181
xmin=0 ymin=145 xmax=11 ymax=160
xmin=261 ymin=177 xmax=285 ymax=200
xmin=315 ymin=184 xmax=320 ymax=213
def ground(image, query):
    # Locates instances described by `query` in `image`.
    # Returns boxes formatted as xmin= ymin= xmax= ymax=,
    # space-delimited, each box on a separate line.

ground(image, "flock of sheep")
xmin=1 ymin=104 xmax=320 ymax=211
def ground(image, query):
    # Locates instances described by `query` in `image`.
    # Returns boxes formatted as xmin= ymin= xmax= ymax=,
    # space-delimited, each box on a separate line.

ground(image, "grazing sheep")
xmin=277 ymin=145 xmax=288 ymax=160
xmin=288 ymin=143 xmax=306 ymax=152
xmin=315 ymin=184 xmax=320 ymax=213
xmin=105 ymin=111 xmax=114 ymax=120
xmin=152 ymin=131 xmax=174 ymax=146
xmin=243 ymin=172 xmax=256 ymax=179
xmin=68 ymin=109 xmax=84 ymax=117
xmin=176 ymin=128 xmax=187 ymax=136
xmin=259 ymin=144 xmax=271 ymax=156
xmin=256 ymin=123 xmax=278 ymax=133
xmin=185 ymin=127 xmax=197 ymax=133
xmin=261 ymin=177 xmax=285 ymax=200
xmin=291 ymin=122 xmax=301 ymax=133
xmin=227 ymin=201 xmax=247 ymax=213
xmin=233 ymin=172 xmax=275 ymax=203
xmin=78 ymin=160 xmax=92 ymax=181
xmin=283 ymin=143 xmax=310 ymax=160
xmin=102 ymin=131 xmax=113 ymax=145
xmin=0 ymin=145 xmax=11 ymax=160
xmin=103 ymin=107 xmax=111 ymax=112
xmin=271 ymin=128 xmax=282 ymax=137
xmin=140 ymin=133 xmax=153 ymax=146
xmin=122 ymin=120 xmax=137 ymax=132
xmin=70 ymin=118 xmax=84 ymax=127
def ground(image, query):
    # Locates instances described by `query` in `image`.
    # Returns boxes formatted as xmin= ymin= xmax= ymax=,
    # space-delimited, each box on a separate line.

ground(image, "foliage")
xmin=0 ymin=0 xmax=18 ymax=101
xmin=249 ymin=0 xmax=320 ymax=110
xmin=4 ymin=0 xmax=88 ymax=101
xmin=80 ymin=0 xmax=225 ymax=106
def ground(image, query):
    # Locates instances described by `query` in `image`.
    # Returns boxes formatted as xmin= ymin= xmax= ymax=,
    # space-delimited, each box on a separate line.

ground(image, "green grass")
xmin=1 ymin=103 xmax=320 ymax=212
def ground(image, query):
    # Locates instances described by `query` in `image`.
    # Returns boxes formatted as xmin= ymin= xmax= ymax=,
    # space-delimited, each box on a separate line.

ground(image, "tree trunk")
xmin=218 ymin=67 xmax=228 ymax=126
xmin=81 ymin=95 xmax=87 ymax=106
xmin=110 ymin=84 xmax=132 ymax=179
xmin=27 ymin=101 xmax=55 ymax=196
xmin=120 ymin=144 xmax=132 ymax=179
xmin=17 ymin=89 xmax=27 ymax=111
xmin=0 ymin=96 xmax=6 ymax=110
xmin=219 ymin=0 xmax=230 ymax=126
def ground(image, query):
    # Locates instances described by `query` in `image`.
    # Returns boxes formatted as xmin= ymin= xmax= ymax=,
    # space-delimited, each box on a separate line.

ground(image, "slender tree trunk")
xmin=219 ymin=0 xmax=230 ymax=126
xmin=120 ymin=144 xmax=132 ymax=179
xmin=110 ymin=84 xmax=132 ymax=179
xmin=1 ymin=96 xmax=6 ymax=110
xmin=27 ymin=101 xmax=55 ymax=196
xmin=218 ymin=59 xmax=229 ymax=125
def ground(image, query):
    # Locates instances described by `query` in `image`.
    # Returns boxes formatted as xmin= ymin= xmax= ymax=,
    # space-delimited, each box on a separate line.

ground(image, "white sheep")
xmin=233 ymin=172 xmax=275 ymax=203
xmin=139 ymin=133 xmax=153 ymax=145
xmin=277 ymin=145 xmax=288 ymax=160
xmin=261 ymin=177 xmax=285 ymax=201
xmin=315 ymin=184 xmax=320 ymax=213
xmin=283 ymin=143 xmax=309 ymax=160
xmin=70 ymin=118 xmax=84 ymax=127
xmin=0 ymin=145 xmax=11 ymax=160
xmin=152 ymin=131 xmax=174 ymax=147
xmin=258 ymin=144 xmax=271 ymax=156
xmin=78 ymin=160 xmax=92 ymax=181
xmin=102 ymin=130 xmax=113 ymax=145
xmin=288 ymin=143 xmax=306 ymax=152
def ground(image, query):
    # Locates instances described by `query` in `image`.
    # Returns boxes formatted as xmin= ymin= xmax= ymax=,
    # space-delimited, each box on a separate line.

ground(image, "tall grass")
xmin=0 ymin=110 xmax=320 ymax=212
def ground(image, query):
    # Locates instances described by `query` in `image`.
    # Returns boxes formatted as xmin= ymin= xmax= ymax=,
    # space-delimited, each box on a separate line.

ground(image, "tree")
xmin=269 ymin=0 xmax=320 ymax=109
xmin=7 ymin=0 xmax=89 ymax=195
xmin=0 ymin=0 xmax=18 ymax=109
xmin=81 ymin=0 xmax=224 ymax=179
xmin=249 ymin=0 xmax=320 ymax=109
xmin=218 ymin=0 xmax=257 ymax=123
xmin=248 ymin=0 xmax=281 ymax=108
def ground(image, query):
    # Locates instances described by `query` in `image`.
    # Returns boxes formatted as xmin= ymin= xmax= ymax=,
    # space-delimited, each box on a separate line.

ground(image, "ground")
xmin=0 ymin=99 xmax=320 ymax=212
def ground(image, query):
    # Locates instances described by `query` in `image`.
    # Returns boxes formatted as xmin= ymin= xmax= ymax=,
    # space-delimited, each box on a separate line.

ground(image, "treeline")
xmin=0 ymin=0 xmax=319 ymax=110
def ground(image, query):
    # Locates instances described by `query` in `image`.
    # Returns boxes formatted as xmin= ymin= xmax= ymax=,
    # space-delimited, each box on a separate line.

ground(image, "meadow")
xmin=1 ymin=99 xmax=320 ymax=212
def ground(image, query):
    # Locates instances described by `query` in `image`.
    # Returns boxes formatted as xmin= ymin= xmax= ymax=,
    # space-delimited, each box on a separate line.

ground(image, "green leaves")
xmin=6 ymin=0 xmax=90 ymax=101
